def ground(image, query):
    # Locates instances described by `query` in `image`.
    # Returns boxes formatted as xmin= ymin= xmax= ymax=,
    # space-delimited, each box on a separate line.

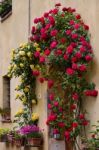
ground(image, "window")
xmin=2 ymin=76 xmax=11 ymax=123
xmin=0 ymin=0 xmax=12 ymax=22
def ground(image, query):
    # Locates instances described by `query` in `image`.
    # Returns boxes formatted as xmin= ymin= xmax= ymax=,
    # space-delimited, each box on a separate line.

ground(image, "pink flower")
xmin=72 ymin=93 xmax=79 ymax=100
xmin=66 ymin=30 xmax=72 ymax=35
xmin=72 ymin=122 xmax=78 ymax=128
xmin=48 ymin=114 xmax=57 ymax=121
xmin=85 ymin=55 xmax=92 ymax=61
xmin=49 ymin=16 xmax=55 ymax=26
xmin=75 ymin=52 xmax=82 ymax=59
xmin=53 ymin=129 xmax=59 ymax=134
xmin=79 ymin=64 xmax=86 ymax=72
xmin=58 ymin=122 xmax=65 ymax=128
xmin=39 ymin=56 xmax=45 ymax=63
xmin=61 ymin=38 xmax=66 ymax=44
xmin=72 ymin=33 xmax=78 ymax=39
xmin=44 ymin=49 xmax=50 ymax=56
xmin=31 ymin=26 xmax=35 ymax=34
xmin=70 ymin=20 xmax=75 ymax=25
xmin=63 ymin=54 xmax=68 ymax=60
xmin=55 ymin=3 xmax=61 ymax=7
xmin=74 ymin=24 xmax=80 ymax=30
xmin=79 ymin=114 xmax=85 ymax=120
xmin=34 ymin=18 xmax=39 ymax=24
xmin=48 ymin=104 xmax=52 ymax=109
xmin=44 ymin=12 xmax=49 ymax=18
xmin=54 ymin=101 xmax=59 ymax=107
xmin=50 ymin=29 xmax=58 ymax=36
xmin=84 ymin=90 xmax=98 ymax=97
xmin=71 ymin=57 xmax=77 ymax=63
xmin=49 ymin=93 xmax=54 ymax=101
xmin=80 ymin=46 xmax=86 ymax=53
xmin=66 ymin=68 xmax=75 ymax=75
xmin=52 ymin=8 xmax=58 ymax=15
xmin=56 ymin=49 xmax=62 ymax=55
xmin=82 ymin=120 xmax=89 ymax=126
xmin=72 ymin=63 xmax=78 ymax=70
xmin=34 ymin=51 xmax=40 ymax=58
xmin=48 ymin=80 xmax=54 ymax=89
xmin=67 ymin=45 xmax=74 ymax=54
xmin=50 ymin=41 xmax=57 ymax=49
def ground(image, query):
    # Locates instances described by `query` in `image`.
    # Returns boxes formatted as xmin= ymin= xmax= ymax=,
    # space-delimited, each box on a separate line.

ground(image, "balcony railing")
xmin=0 ymin=0 xmax=12 ymax=20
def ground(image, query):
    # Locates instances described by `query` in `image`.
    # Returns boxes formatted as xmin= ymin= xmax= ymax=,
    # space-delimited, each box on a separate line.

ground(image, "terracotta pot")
xmin=27 ymin=138 xmax=42 ymax=146
xmin=14 ymin=139 xmax=22 ymax=147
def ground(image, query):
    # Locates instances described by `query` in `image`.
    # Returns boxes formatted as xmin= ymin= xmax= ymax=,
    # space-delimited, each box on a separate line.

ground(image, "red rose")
xmin=66 ymin=30 xmax=72 ymax=35
xmin=74 ymin=24 xmax=80 ymax=30
xmin=58 ymin=122 xmax=65 ymax=128
xmin=72 ymin=63 xmax=78 ymax=70
xmin=72 ymin=93 xmax=79 ymax=100
xmin=34 ymin=51 xmax=40 ymax=58
xmin=44 ymin=49 xmax=50 ymax=56
xmin=56 ymin=49 xmax=62 ymax=55
xmin=49 ymin=16 xmax=55 ymax=26
xmin=39 ymin=77 xmax=45 ymax=83
xmin=31 ymin=26 xmax=35 ymax=34
xmin=48 ymin=80 xmax=54 ymax=89
xmin=39 ymin=56 xmax=45 ymax=63
xmin=65 ymin=131 xmax=70 ymax=141
xmin=54 ymin=101 xmax=59 ymax=107
xmin=75 ymin=52 xmax=82 ymax=59
xmin=82 ymin=120 xmax=89 ymax=126
xmin=62 ymin=7 xmax=68 ymax=12
xmin=70 ymin=20 xmax=75 ymax=25
xmin=32 ymin=70 xmax=40 ymax=76
xmin=52 ymin=8 xmax=58 ymax=15
xmin=53 ymin=129 xmax=59 ymax=134
xmin=66 ymin=68 xmax=75 ymax=75
xmin=79 ymin=64 xmax=86 ymax=72
xmin=45 ymin=24 xmax=51 ymax=30
xmin=72 ymin=33 xmax=78 ymax=39
xmin=76 ymin=14 xmax=81 ymax=19
xmin=80 ymin=46 xmax=86 ymax=53
xmin=71 ymin=104 xmax=77 ymax=110
xmin=55 ymin=3 xmax=61 ymax=7
xmin=71 ymin=57 xmax=77 ymax=63
xmin=67 ymin=45 xmax=74 ymax=54
xmin=49 ymin=93 xmax=54 ymax=101
xmin=71 ymin=42 xmax=77 ymax=48
xmin=48 ymin=104 xmax=52 ymax=109
xmin=72 ymin=122 xmax=78 ymax=128
xmin=61 ymin=38 xmax=66 ymax=43
xmin=44 ymin=12 xmax=49 ymax=18
xmin=48 ymin=114 xmax=57 ymax=121
xmin=79 ymin=114 xmax=85 ymax=120
xmin=85 ymin=55 xmax=92 ymax=61
xmin=41 ymin=33 xmax=47 ymax=40
xmin=30 ymin=36 xmax=34 ymax=41
xmin=34 ymin=18 xmax=39 ymax=24
xmin=50 ymin=41 xmax=57 ymax=49
xmin=91 ymin=90 xmax=98 ymax=97
xmin=84 ymin=25 xmax=89 ymax=30
xmin=63 ymin=54 xmax=68 ymax=60
xmin=50 ymin=29 xmax=58 ymax=37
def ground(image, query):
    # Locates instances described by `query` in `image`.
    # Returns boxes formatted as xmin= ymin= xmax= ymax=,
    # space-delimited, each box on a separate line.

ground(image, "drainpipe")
xmin=28 ymin=0 xmax=31 ymax=39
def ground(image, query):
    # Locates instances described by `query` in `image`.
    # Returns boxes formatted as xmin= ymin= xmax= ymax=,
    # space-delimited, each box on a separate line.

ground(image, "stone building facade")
xmin=0 ymin=0 xmax=99 ymax=150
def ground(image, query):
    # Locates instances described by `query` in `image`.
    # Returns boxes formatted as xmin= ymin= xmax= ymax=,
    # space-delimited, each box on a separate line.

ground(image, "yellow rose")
xmin=8 ymin=66 xmax=12 ymax=71
xmin=15 ymin=94 xmax=20 ymax=99
xmin=31 ymin=113 xmax=39 ymax=121
xmin=32 ymin=99 xmax=37 ymax=105
xmin=34 ymin=43 xmax=39 ymax=48
xmin=20 ymin=63 xmax=24 ymax=68
xmin=30 ymin=65 xmax=34 ymax=70
xmin=15 ymin=109 xmax=24 ymax=116
xmin=24 ymin=87 xmax=29 ymax=93
xmin=19 ymin=51 xmax=25 ymax=56
xmin=36 ymin=48 xmax=41 ymax=51
xmin=15 ymin=86 xmax=19 ymax=90
xmin=27 ymin=52 xmax=32 ymax=57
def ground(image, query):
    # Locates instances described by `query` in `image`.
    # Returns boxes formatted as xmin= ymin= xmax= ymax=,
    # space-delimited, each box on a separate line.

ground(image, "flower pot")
xmin=53 ymin=133 xmax=61 ymax=140
xmin=14 ymin=139 xmax=22 ymax=147
xmin=27 ymin=138 xmax=42 ymax=146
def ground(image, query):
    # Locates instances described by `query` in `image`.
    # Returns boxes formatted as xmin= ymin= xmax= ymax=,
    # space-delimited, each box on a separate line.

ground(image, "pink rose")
xmin=74 ymin=24 xmax=80 ymax=30
xmin=34 ymin=51 xmax=40 ymax=58
xmin=48 ymin=80 xmax=54 ymax=89
xmin=72 ymin=63 xmax=78 ymax=70
xmin=32 ymin=70 xmax=40 ymax=76
xmin=72 ymin=33 xmax=78 ymax=39
xmin=85 ymin=55 xmax=92 ymax=61
xmin=50 ymin=41 xmax=57 ymax=49
xmin=79 ymin=64 xmax=86 ymax=72
xmin=54 ymin=101 xmax=59 ymax=107
xmin=50 ymin=29 xmax=58 ymax=37
xmin=66 ymin=30 xmax=71 ymax=35
xmin=72 ymin=93 xmax=79 ymax=100
xmin=44 ymin=49 xmax=50 ymax=56
xmin=67 ymin=45 xmax=74 ymax=54
xmin=63 ymin=54 xmax=68 ymax=60
xmin=39 ymin=56 xmax=45 ymax=63
xmin=66 ymin=68 xmax=75 ymax=75
xmin=49 ymin=93 xmax=54 ymax=101
xmin=75 ymin=52 xmax=82 ymax=59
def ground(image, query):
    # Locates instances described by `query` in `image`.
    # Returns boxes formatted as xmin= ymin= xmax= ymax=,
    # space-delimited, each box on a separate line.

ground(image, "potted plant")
xmin=14 ymin=130 xmax=23 ymax=147
xmin=0 ymin=107 xmax=11 ymax=122
xmin=0 ymin=128 xmax=9 ymax=142
xmin=20 ymin=125 xmax=43 ymax=146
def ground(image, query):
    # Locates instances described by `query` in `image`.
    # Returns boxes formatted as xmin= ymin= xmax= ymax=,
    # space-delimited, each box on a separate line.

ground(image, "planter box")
xmin=27 ymin=138 xmax=42 ymax=146
xmin=0 ymin=5 xmax=12 ymax=18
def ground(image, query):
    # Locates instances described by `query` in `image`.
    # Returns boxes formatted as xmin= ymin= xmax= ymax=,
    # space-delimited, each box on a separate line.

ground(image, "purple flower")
xmin=20 ymin=125 xmax=39 ymax=135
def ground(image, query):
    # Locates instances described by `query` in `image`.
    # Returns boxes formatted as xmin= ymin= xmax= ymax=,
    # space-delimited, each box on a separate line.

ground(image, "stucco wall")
xmin=0 ymin=0 xmax=99 ymax=150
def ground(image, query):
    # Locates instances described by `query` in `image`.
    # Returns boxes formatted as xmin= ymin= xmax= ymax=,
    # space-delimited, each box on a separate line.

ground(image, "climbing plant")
xmin=8 ymin=3 xmax=98 ymax=149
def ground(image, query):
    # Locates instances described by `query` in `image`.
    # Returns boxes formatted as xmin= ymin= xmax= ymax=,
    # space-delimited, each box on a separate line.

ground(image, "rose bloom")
xmin=49 ymin=93 xmax=54 ymax=101
xmin=56 ymin=49 xmax=62 ymax=55
xmin=32 ymin=70 xmax=40 ymax=76
xmin=70 ymin=20 xmax=75 ymax=25
xmin=72 ymin=63 xmax=78 ymax=70
xmin=48 ymin=16 xmax=55 ymax=26
xmin=79 ymin=114 xmax=85 ymax=120
xmin=65 ymin=131 xmax=70 ymax=141
xmin=48 ymin=104 xmax=52 ymax=109
xmin=75 ymin=52 xmax=82 ymax=59
xmin=63 ymin=54 xmax=68 ymax=60
xmin=72 ymin=122 xmax=78 ymax=128
xmin=74 ymin=24 xmax=80 ymax=30
xmin=39 ymin=56 xmax=45 ymax=63
xmin=80 ymin=46 xmax=86 ymax=53
xmin=67 ymin=45 xmax=74 ymax=54
xmin=79 ymin=64 xmax=86 ymax=72
xmin=39 ymin=77 xmax=45 ymax=83
xmin=53 ymin=129 xmax=59 ymax=134
xmin=50 ymin=41 xmax=57 ymax=49
xmin=50 ymin=29 xmax=58 ymax=36
xmin=61 ymin=38 xmax=66 ymax=44
xmin=71 ymin=56 xmax=77 ymax=63
xmin=34 ymin=51 xmax=40 ymax=58
xmin=44 ymin=12 xmax=49 ymax=18
xmin=66 ymin=68 xmax=75 ymax=75
xmin=72 ymin=33 xmax=78 ymax=39
xmin=58 ymin=122 xmax=65 ymax=128
xmin=66 ymin=30 xmax=72 ymax=35
xmin=48 ymin=80 xmax=54 ymax=89
xmin=55 ymin=3 xmax=61 ymax=7
xmin=71 ymin=104 xmax=77 ymax=110
xmin=72 ymin=93 xmax=79 ymax=100
xmin=76 ymin=14 xmax=81 ymax=19
xmin=44 ymin=49 xmax=50 ymax=56
xmin=85 ymin=55 xmax=92 ymax=61
xmin=54 ymin=101 xmax=59 ymax=107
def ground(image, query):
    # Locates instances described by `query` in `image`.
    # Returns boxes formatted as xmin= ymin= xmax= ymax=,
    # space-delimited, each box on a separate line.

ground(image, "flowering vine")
xmin=8 ymin=3 xmax=98 ymax=149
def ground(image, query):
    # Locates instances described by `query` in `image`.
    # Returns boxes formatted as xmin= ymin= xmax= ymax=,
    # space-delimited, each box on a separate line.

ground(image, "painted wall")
xmin=0 ymin=0 xmax=99 ymax=150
